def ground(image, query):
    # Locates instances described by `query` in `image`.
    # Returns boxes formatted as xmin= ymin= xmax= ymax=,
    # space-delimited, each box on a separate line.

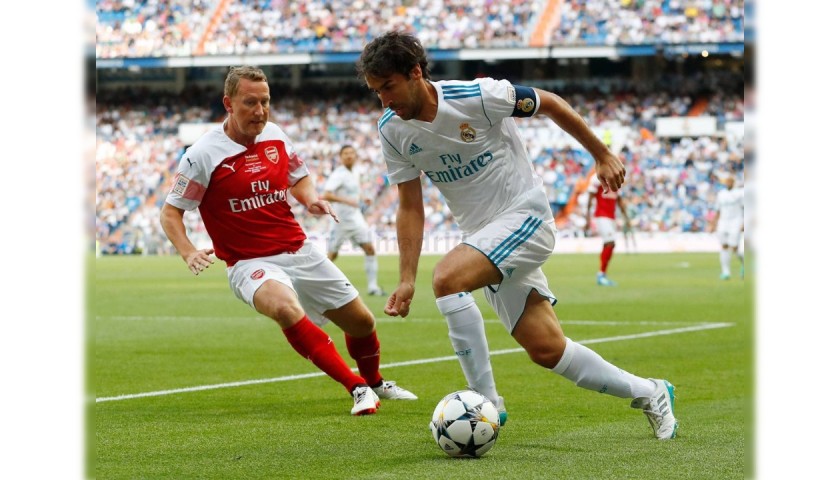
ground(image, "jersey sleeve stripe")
xmin=378 ymin=109 xmax=396 ymax=129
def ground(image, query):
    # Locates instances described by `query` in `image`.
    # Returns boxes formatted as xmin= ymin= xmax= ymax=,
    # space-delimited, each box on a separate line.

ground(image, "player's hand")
xmin=185 ymin=248 xmax=215 ymax=275
xmin=308 ymin=199 xmax=339 ymax=223
xmin=385 ymin=282 xmax=415 ymax=317
xmin=595 ymin=151 xmax=625 ymax=193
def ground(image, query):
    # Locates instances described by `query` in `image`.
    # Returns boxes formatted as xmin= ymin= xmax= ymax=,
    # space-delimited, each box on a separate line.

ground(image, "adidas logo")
xmin=408 ymin=143 xmax=423 ymax=155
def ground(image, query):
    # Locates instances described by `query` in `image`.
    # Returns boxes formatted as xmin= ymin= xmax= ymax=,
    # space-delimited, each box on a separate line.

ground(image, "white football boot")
xmin=630 ymin=379 xmax=678 ymax=439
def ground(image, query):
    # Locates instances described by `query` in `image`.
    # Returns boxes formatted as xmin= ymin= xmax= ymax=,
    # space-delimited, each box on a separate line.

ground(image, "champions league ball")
xmin=430 ymin=390 xmax=500 ymax=458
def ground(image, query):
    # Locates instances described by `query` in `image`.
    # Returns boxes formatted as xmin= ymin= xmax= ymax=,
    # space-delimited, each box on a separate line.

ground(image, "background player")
xmin=321 ymin=145 xmax=387 ymax=296
xmin=159 ymin=65 xmax=416 ymax=416
xmin=710 ymin=175 xmax=745 ymax=280
xmin=584 ymin=173 xmax=631 ymax=286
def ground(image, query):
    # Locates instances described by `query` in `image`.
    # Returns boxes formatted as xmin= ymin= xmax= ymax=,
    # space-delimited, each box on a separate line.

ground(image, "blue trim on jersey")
xmin=442 ymin=92 xmax=481 ymax=100
xmin=377 ymin=108 xmax=402 ymax=157
xmin=378 ymin=108 xmax=396 ymax=128
xmin=442 ymin=84 xmax=480 ymax=100
xmin=441 ymin=84 xmax=480 ymax=92
xmin=440 ymin=82 xmax=491 ymax=124
xmin=488 ymin=216 xmax=542 ymax=265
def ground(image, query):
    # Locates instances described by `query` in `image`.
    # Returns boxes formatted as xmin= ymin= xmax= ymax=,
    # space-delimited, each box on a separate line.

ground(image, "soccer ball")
xmin=430 ymin=390 xmax=500 ymax=458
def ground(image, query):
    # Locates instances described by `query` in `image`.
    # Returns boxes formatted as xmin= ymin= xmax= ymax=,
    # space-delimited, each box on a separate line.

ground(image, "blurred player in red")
xmin=159 ymin=66 xmax=416 ymax=416
xmin=584 ymin=174 xmax=630 ymax=286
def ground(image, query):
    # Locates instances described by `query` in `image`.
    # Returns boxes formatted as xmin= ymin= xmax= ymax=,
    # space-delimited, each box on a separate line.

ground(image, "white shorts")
xmin=327 ymin=218 xmax=374 ymax=253
xmin=463 ymin=210 xmax=557 ymax=334
xmin=717 ymin=222 xmax=742 ymax=247
xmin=594 ymin=216 xmax=617 ymax=243
xmin=226 ymin=240 xmax=359 ymax=326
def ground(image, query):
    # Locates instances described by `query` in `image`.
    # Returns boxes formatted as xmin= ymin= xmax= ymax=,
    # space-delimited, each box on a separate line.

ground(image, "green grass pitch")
xmin=91 ymin=251 xmax=752 ymax=479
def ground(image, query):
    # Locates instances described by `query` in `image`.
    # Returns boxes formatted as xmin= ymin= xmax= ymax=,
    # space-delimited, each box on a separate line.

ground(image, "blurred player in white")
xmin=710 ymin=175 xmax=745 ymax=280
xmin=322 ymin=145 xmax=386 ymax=296
xmin=358 ymin=31 xmax=678 ymax=439
xmin=584 ymin=174 xmax=631 ymax=286
xmin=159 ymin=66 xmax=416 ymax=416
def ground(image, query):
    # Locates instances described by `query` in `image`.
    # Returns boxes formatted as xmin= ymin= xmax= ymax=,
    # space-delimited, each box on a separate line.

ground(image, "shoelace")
xmin=642 ymin=406 xmax=665 ymax=430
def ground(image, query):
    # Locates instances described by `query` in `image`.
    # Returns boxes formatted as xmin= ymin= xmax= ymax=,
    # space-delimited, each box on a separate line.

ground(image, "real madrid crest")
xmin=459 ymin=123 xmax=476 ymax=143
xmin=515 ymin=98 xmax=535 ymax=114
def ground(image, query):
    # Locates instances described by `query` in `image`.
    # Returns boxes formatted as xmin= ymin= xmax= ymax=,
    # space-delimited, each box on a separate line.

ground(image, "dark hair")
xmin=339 ymin=145 xmax=354 ymax=154
xmin=356 ymin=31 xmax=431 ymax=82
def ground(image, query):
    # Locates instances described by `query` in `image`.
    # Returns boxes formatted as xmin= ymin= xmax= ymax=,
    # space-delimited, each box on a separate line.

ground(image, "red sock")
xmin=600 ymin=243 xmax=615 ymax=274
xmin=345 ymin=332 xmax=383 ymax=387
xmin=282 ymin=316 xmax=365 ymax=393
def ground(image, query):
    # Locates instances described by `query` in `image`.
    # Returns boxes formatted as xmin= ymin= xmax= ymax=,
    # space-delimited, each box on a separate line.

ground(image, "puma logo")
xmin=220 ymin=163 xmax=236 ymax=173
xmin=186 ymin=157 xmax=194 ymax=167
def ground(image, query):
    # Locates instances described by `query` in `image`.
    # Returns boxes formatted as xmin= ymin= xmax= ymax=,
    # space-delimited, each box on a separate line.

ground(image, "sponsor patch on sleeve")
xmin=511 ymin=85 xmax=538 ymax=118
xmin=172 ymin=173 xmax=190 ymax=195
xmin=506 ymin=85 xmax=516 ymax=104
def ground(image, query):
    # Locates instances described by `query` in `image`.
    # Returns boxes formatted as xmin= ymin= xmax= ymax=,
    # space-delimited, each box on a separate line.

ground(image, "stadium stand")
xmin=95 ymin=0 xmax=744 ymax=57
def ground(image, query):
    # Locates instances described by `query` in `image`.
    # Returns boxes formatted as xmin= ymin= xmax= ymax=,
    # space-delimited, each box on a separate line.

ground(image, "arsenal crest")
xmin=265 ymin=145 xmax=280 ymax=163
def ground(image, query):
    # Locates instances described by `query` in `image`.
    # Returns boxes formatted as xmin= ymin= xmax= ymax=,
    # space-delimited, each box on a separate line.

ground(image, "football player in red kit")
xmin=160 ymin=66 xmax=416 ymax=415
xmin=585 ymin=174 xmax=630 ymax=286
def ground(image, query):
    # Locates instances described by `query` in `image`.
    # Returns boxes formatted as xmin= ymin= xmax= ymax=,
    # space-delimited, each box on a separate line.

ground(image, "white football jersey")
xmin=715 ymin=187 xmax=744 ymax=225
xmin=322 ymin=164 xmax=365 ymax=225
xmin=378 ymin=78 xmax=552 ymax=234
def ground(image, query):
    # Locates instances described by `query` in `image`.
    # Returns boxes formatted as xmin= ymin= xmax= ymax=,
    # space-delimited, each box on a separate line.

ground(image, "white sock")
xmin=551 ymin=338 xmax=655 ymax=399
xmin=720 ymin=249 xmax=732 ymax=275
xmin=436 ymin=292 xmax=499 ymax=405
xmin=364 ymin=255 xmax=379 ymax=291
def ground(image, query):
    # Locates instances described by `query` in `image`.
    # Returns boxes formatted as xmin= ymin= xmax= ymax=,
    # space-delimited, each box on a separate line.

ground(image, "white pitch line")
xmin=95 ymin=322 xmax=733 ymax=404
xmin=98 ymin=315 xmax=699 ymax=326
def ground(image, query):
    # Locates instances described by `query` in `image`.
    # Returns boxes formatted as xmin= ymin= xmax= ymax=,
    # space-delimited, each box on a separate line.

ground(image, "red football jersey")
xmin=165 ymin=122 xmax=309 ymax=266
xmin=587 ymin=176 xmax=619 ymax=219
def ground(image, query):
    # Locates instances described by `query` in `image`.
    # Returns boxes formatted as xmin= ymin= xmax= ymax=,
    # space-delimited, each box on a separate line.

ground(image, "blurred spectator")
xmin=96 ymin=0 xmax=744 ymax=58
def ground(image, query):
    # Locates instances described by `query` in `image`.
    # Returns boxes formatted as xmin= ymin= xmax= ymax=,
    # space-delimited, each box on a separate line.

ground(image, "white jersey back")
xmin=378 ymin=78 xmax=551 ymax=234
xmin=715 ymin=187 xmax=744 ymax=225
xmin=322 ymin=164 xmax=365 ymax=224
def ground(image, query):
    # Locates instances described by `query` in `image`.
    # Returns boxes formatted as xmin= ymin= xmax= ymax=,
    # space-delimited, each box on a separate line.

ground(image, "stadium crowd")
xmin=96 ymin=0 xmax=745 ymax=58
xmin=95 ymin=70 xmax=744 ymax=255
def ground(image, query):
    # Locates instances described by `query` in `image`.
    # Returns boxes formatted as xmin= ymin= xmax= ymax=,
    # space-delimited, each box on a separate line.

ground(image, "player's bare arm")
xmin=159 ymin=203 xmax=216 ymax=275
xmin=385 ymin=178 xmax=425 ymax=317
xmin=322 ymin=191 xmax=359 ymax=208
xmin=535 ymin=89 xmax=625 ymax=192
xmin=291 ymin=176 xmax=339 ymax=223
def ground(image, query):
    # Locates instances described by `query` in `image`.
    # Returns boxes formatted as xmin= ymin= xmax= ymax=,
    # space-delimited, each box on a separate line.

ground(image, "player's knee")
xmin=526 ymin=345 xmax=563 ymax=369
xmin=347 ymin=309 xmax=376 ymax=336
xmin=521 ymin=334 xmax=565 ymax=368
xmin=267 ymin=302 xmax=306 ymax=326
xmin=431 ymin=270 xmax=460 ymax=296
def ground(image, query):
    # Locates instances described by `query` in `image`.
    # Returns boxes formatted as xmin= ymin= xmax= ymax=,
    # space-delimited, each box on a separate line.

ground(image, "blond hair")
xmin=224 ymin=66 xmax=268 ymax=98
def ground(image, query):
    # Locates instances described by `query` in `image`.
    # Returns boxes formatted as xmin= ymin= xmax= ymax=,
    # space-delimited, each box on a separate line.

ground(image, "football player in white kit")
xmin=160 ymin=66 xmax=416 ymax=416
xmin=358 ymin=32 xmax=678 ymax=439
xmin=711 ymin=176 xmax=745 ymax=280
xmin=322 ymin=145 xmax=386 ymax=296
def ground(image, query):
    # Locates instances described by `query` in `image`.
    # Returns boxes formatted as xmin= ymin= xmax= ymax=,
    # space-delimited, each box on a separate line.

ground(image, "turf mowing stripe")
xmin=95 ymin=322 xmax=732 ymax=403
